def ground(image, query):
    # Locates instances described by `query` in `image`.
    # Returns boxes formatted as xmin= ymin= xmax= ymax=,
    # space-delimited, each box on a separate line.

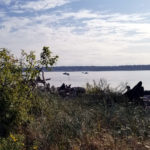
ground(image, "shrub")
xmin=0 ymin=47 xmax=58 ymax=138
xmin=0 ymin=133 xmax=25 ymax=150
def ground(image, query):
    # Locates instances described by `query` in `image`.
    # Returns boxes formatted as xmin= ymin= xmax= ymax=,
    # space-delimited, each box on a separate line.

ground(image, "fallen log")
xmin=124 ymin=81 xmax=144 ymax=105
xmin=58 ymin=83 xmax=86 ymax=97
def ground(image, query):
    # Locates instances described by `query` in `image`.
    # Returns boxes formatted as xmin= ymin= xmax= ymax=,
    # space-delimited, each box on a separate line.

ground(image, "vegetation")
xmin=0 ymin=47 xmax=58 ymax=150
xmin=0 ymin=48 xmax=149 ymax=150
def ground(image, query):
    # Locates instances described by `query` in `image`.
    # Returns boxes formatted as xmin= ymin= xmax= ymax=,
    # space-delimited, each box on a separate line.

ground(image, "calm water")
xmin=44 ymin=71 xmax=150 ymax=90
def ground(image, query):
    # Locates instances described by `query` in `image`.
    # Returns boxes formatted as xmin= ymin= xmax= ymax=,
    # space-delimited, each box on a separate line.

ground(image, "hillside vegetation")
xmin=0 ymin=48 xmax=149 ymax=150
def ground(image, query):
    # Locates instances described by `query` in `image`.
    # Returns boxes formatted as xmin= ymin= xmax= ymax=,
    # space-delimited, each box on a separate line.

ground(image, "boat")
xmin=82 ymin=72 xmax=88 ymax=74
xmin=63 ymin=72 xmax=70 ymax=76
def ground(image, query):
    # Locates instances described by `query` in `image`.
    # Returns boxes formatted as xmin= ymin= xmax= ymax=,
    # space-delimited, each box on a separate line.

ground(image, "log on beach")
xmin=58 ymin=83 xmax=86 ymax=97
xmin=124 ymin=81 xmax=150 ymax=106
xmin=124 ymin=81 xmax=144 ymax=100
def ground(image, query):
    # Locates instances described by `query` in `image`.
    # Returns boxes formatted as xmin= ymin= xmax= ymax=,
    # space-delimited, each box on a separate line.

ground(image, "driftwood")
xmin=58 ymin=83 xmax=86 ymax=97
xmin=124 ymin=81 xmax=145 ymax=105
xmin=124 ymin=81 xmax=144 ymax=100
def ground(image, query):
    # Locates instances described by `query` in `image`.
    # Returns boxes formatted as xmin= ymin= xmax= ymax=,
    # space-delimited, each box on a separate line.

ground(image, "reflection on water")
xmin=44 ymin=71 xmax=150 ymax=90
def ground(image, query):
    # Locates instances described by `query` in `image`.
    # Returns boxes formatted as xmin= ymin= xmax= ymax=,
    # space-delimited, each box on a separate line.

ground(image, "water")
xmin=44 ymin=71 xmax=150 ymax=90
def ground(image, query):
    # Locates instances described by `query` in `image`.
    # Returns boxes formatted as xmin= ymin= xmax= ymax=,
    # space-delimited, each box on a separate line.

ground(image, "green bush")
xmin=0 ymin=49 xmax=32 ymax=137
xmin=0 ymin=133 xmax=25 ymax=150
xmin=0 ymin=47 xmax=58 ymax=138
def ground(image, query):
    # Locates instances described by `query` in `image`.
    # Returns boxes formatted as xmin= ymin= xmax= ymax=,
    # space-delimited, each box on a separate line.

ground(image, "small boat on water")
xmin=63 ymin=72 xmax=70 ymax=76
xmin=82 ymin=72 xmax=88 ymax=74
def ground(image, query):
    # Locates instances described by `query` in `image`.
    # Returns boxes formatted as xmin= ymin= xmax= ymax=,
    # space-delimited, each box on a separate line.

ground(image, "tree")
xmin=0 ymin=47 xmax=58 ymax=137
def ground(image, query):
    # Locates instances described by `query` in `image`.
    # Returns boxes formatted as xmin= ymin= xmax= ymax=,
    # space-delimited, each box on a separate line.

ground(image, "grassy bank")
xmin=1 ymin=81 xmax=149 ymax=150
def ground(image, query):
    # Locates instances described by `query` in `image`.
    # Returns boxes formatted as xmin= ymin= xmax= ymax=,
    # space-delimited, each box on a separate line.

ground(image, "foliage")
xmin=0 ymin=47 xmax=58 ymax=139
xmin=26 ymin=84 xmax=150 ymax=150
xmin=0 ymin=134 xmax=25 ymax=150
xmin=0 ymin=48 xmax=31 ymax=137
xmin=40 ymin=46 xmax=58 ymax=69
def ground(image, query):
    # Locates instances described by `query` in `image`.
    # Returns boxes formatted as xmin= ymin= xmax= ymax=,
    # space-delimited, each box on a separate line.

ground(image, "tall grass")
xmin=1 ymin=80 xmax=150 ymax=150
xmin=26 ymin=81 xmax=150 ymax=150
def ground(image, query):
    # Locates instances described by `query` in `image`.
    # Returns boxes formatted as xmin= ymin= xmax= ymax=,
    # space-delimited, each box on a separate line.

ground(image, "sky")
xmin=0 ymin=0 xmax=150 ymax=66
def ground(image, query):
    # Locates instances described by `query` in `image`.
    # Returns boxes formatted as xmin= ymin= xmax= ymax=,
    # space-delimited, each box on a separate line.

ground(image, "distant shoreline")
xmin=48 ymin=65 xmax=150 ymax=72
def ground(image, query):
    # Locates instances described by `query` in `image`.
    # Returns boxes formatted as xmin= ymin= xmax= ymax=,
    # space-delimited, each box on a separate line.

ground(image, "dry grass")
xmin=26 ymin=82 xmax=150 ymax=150
xmin=1 ymin=81 xmax=149 ymax=150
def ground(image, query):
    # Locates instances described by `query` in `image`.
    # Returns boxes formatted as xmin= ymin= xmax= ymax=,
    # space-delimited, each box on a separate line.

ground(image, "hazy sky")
xmin=0 ymin=0 xmax=150 ymax=66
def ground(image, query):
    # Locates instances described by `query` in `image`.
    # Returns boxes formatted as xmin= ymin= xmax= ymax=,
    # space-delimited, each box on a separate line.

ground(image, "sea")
xmin=44 ymin=71 xmax=150 ymax=90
